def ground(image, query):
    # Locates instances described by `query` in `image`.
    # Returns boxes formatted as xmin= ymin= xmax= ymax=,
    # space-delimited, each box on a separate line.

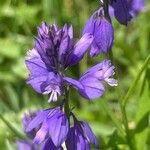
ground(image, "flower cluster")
xmin=18 ymin=0 xmax=145 ymax=150
xmin=25 ymin=22 xmax=117 ymax=102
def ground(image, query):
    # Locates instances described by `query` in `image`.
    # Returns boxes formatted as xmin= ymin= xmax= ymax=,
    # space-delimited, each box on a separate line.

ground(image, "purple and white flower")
xmin=64 ymin=59 xmax=117 ymax=100
xmin=26 ymin=107 xmax=69 ymax=147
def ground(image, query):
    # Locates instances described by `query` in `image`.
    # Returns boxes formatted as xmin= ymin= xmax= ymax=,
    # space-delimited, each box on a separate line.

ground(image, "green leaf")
xmin=134 ymin=69 xmax=150 ymax=150
xmin=107 ymin=129 xmax=119 ymax=149
xmin=101 ymin=100 xmax=125 ymax=136
xmin=4 ymin=84 xmax=20 ymax=112
xmin=122 ymin=54 xmax=150 ymax=107
xmin=0 ymin=113 xmax=26 ymax=140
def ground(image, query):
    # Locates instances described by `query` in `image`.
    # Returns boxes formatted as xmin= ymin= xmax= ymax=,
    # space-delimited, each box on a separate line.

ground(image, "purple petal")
xmin=43 ymin=138 xmax=63 ymax=150
xmin=79 ymin=77 xmax=105 ymax=100
xmin=76 ymin=131 xmax=90 ymax=150
xmin=80 ymin=60 xmax=112 ymax=80
xmin=38 ymin=22 xmax=49 ymax=39
xmin=26 ymin=109 xmax=50 ymax=132
xmin=112 ymin=0 xmax=132 ymax=25
xmin=68 ymin=25 xmax=73 ymax=39
xmin=82 ymin=15 xmax=95 ymax=35
xmin=48 ymin=109 xmax=69 ymax=146
xmin=81 ymin=61 xmax=107 ymax=79
xmin=64 ymin=77 xmax=84 ymax=90
xmin=33 ymin=121 xmax=48 ymax=144
xmin=34 ymin=38 xmax=56 ymax=70
xmin=67 ymin=33 xmax=93 ymax=66
xmin=59 ymin=35 xmax=71 ymax=65
xmin=90 ymin=41 xmax=100 ymax=57
xmin=27 ymin=75 xmax=48 ymax=93
xmin=16 ymin=140 xmax=32 ymax=150
xmin=91 ymin=18 xmax=114 ymax=56
xmin=22 ymin=111 xmax=39 ymax=137
xmin=22 ymin=111 xmax=37 ymax=130
xmin=25 ymin=54 xmax=48 ymax=78
xmin=63 ymin=24 xmax=73 ymax=39
xmin=82 ymin=9 xmax=114 ymax=56
xmin=64 ymin=77 xmax=105 ymax=100
xmin=81 ymin=121 xmax=99 ymax=148
xmin=66 ymin=126 xmax=90 ymax=150
xmin=66 ymin=127 xmax=76 ymax=150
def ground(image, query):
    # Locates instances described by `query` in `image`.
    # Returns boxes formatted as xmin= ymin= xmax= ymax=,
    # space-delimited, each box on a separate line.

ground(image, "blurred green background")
xmin=0 ymin=0 xmax=150 ymax=149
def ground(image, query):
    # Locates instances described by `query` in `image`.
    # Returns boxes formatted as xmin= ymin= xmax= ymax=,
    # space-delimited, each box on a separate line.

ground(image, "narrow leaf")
xmin=122 ymin=54 xmax=150 ymax=107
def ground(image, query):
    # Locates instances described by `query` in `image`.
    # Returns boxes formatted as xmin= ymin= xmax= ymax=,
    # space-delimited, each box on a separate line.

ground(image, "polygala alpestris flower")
xmin=83 ymin=8 xmax=114 ymax=57
xmin=26 ymin=107 xmax=69 ymax=147
xmin=17 ymin=111 xmax=43 ymax=150
xmin=111 ymin=0 xmax=132 ymax=25
xmin=22 ymin=110 xmax=40 ymax=139
xmin=66 ymin=113 xmax=99 ymax=150
xmin=25 ymin=22 xmax=93 ymax=103
xmin=64 ymin=59 xmax=117 ymax=100
xmin=109 ymin=0 xmax=145 ymax=24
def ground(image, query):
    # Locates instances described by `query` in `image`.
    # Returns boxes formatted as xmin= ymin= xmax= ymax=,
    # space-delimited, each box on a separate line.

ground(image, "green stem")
xmin=101 ymin=100 xmax=125 ymax=136
xmin=64 ymin=85 xmax=70 ymax=122
xmin=0 ymin=113 xmax=26 ymax=139
xmin=119 ymin=102 xmax=136 ymax=150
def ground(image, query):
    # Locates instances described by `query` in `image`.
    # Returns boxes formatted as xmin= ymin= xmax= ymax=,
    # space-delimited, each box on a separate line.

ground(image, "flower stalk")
xmin=64 ymin=84 xmax=70 ymax=122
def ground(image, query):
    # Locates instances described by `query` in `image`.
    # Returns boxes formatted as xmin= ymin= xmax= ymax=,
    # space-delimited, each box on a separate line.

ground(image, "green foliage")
xmin=0 ymin=0 xmax=150 ymax=149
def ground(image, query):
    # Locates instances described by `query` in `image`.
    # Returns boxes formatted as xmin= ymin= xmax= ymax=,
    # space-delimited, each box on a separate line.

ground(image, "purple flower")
xmin=129 ymin=0 xmax=145 ymax=17
xmin=22 ymin=111 xmax=40 ymax=138
xmin=83 ymin=8 xmax=114 ymax=56
xmin=17 ymin=111 xmax=63 ymax=150
xmin=109 ymin=0 xmax=145 ymax=23
xmin=111 ymin=0 xmax=132 ymax=25
xmin=64 ymin=59 xmax=117 ymax=100
xmin=16 ymin=112 xmax=42 ymax=150
xmin=26 ymin=107 xmax=69 ymax=147
xmin=25 ymin=22 xmax=93 ymax=102
xmin=66 ymin=114 xmax=99 ymax=150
